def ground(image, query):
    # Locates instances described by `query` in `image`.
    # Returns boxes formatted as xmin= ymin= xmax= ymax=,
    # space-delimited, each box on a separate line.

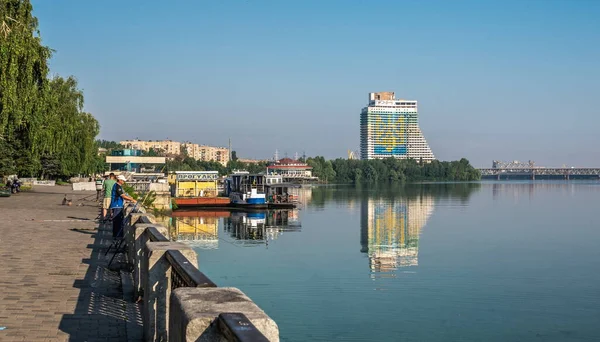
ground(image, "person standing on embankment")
xmin=101 ymin=173 xmax=116 ymax=222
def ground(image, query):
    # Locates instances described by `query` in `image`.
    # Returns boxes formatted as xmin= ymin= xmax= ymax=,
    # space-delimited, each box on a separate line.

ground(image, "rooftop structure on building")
xmin=238 ymin=158 xmax=268 ymax=164
xmin=360 ymin=92 xmax=435 ymax=161
xmin=267 ymin=158 xmax=317 ymax=182
xmin=105 ymin=149 xmax=165 ymax=172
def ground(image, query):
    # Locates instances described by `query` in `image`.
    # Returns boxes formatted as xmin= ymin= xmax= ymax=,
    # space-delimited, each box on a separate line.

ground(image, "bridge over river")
xmin=479 ymin=167 xmax=600 ymax=180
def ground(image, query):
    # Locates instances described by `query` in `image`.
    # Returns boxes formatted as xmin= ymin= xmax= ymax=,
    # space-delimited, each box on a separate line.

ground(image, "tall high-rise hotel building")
xmin=360 ymin=92 xmax=435 ymax=161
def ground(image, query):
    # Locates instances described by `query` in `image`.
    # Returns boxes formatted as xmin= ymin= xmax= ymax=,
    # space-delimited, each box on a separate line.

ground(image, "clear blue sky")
xmin=33 ymin=0 xmax=599 ymax=167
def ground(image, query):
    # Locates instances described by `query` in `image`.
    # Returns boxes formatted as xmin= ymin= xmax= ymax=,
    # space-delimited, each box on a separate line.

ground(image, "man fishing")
xmin=109 ymin=175 xmax=136 ymax=238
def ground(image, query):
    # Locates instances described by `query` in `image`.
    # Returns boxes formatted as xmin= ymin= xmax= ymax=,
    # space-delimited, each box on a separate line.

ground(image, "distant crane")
xmin=348 ymin=150 xmax=359 ymax=160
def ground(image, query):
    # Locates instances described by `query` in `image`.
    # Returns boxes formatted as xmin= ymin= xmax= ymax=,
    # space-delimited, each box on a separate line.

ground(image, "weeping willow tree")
xmin=1 ymin=0 xmax=102 ymax=178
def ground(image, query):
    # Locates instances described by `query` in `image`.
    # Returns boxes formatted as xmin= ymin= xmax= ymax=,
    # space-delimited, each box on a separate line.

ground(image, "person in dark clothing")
xmin=109 ymin=175 xmax=137 ymax=238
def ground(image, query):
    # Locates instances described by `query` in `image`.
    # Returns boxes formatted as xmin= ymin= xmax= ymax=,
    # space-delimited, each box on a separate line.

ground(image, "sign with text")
xmin=176 ymin=172 xmax=218 ymax=181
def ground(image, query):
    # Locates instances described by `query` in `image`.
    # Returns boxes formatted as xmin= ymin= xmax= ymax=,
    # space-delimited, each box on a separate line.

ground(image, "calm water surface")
xmin=165 ymin=182 xmax=600 ymax=341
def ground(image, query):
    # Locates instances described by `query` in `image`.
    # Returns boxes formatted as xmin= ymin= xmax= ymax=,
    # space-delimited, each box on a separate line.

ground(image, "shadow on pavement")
xmin=58 ymin=222 xmax=142 ymax=341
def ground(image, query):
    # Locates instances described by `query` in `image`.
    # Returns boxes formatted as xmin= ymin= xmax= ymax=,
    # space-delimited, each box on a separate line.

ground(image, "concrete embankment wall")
xmin=72 ymin=182 xmax=96 ymax=191
xmin=148 ymin=182 xmax=171 ymax=210
xmin=121 ymin=204 xmax=278 ymax=341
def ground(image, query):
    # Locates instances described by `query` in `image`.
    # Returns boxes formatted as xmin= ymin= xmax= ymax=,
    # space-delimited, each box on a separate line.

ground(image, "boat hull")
xmin=268 ymin=203 xmax=296 ymax=209
xmin=230 ymin=202 xmax=269 ymax=209
xmin=174 ymin=197 xmax=231 ymax=208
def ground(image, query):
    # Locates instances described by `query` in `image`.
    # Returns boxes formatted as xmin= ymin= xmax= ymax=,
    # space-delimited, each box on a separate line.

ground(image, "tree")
xmin=231 ymin=150 xmax=238 ymax=161
xmin=96 ymin=140 xmax=124 ymax=150
xmin=321 ymin=160 xmax=336 ymax=182
xmin=301 ymin=155 xmax=480 ymax=183
xmin=146 ymin=148 xmax=159 ymax=157
xmin=1 ymin=0 xmax=51 ymax=175
xmin=363 ymin=164 xmax=378 ymax=182
xmin=1 ymin=1 xmax=100 ymax=178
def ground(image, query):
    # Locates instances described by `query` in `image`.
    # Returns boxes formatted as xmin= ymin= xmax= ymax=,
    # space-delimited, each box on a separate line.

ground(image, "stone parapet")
xmin=170 ymin=287 xmax=278 ymax=342
xmin=123 ymin=207 xmax=279 ymax=342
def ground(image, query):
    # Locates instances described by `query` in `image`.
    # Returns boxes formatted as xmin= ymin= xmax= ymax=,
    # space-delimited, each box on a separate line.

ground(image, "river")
xmin=162 ymin=181 xmax=600 ymax=341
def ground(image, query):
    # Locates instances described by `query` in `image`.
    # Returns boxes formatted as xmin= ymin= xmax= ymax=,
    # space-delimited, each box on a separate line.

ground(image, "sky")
xmin=32 ymin=0 xmax=600 ymax=167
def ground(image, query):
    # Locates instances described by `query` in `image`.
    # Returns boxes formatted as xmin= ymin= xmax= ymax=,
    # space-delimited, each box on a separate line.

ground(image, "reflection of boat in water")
xmin=167 ymin=208 xmax=303 ymax=248
xmin=170 ymin=210 xmax=221 ymax=249
xmin=171 ymin=210 xmax=231 ymax=218
xmin=224 ymin=209 xmax=302 ymax=246
xmin=266 ymin=210 xmax=302 ymax=230
xmin=224 ymin=212 xmax=267 ymax=246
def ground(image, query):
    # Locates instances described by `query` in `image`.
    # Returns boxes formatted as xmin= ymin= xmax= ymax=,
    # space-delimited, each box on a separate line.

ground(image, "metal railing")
xmin=146 ymin=226 xmax=169 ymax=242
xmin=165 ymin=250 xmax=217 ymax=289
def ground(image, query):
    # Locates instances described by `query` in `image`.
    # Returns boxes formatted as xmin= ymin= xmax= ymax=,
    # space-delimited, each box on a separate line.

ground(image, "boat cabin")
xmin=266 ymin=183 xmax=301 ymax=204
xmin=225 ymin=173 xmax=266 ymax=196
xmin=174 ymin=171 xmax=219 ymax=198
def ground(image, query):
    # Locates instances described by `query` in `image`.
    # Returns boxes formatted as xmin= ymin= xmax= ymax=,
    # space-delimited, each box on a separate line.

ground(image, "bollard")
xmin=131 ymin=223 xmax=169 ymax=299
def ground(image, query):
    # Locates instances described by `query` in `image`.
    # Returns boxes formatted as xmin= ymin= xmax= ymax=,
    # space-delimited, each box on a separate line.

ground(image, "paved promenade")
xmin=0 ymin=187 xmax=141 ymax=341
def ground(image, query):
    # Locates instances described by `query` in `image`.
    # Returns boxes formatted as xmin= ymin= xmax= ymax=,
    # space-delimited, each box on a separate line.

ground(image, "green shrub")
xmin=122 ymin=184 xmax=156 ymax=207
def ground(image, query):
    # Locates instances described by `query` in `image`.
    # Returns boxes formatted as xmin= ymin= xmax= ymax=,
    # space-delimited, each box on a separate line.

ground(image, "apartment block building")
xmin=183 ymin=143 xmax=230 ymax=165
xmin=119 ymin=139 xmax=230 ymax=165
xmin=120 ymin=139 xmax=182 ymax=155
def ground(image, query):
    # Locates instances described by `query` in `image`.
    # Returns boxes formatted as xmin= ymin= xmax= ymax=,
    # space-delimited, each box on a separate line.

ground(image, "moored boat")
xmin=225 ymin=172 xmax=268 ymax=209
xmin=172 ymin=171 xmax=230 ymax=208
xmin=265 ymin=175 xmax=299 ymax=209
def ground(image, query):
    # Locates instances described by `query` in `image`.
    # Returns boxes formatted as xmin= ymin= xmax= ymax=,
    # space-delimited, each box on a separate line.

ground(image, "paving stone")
xmin=0 ymin=187 xmax=142 ymax=341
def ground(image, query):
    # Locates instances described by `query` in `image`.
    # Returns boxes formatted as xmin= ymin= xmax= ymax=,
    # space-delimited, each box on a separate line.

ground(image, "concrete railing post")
xmin=169 ymin=287 xmax=279 ymax=342
xmin=125 ymin=213 xmax=155 ymax=266
xmin=143 ymin=242 xmax=198 ymax=342
xmin=131 ymin=223 xmax=168 ymax=299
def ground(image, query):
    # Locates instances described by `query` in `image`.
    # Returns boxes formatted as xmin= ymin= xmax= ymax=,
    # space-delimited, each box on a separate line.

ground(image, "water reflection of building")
xmin=295 ymin=187 xmax=312 ymax=208
xmin=224 ymin=209 xmax=302 ymax=246
xmin=170 ymin=211 xmax=229 ymax=249
xmin=360 ymin=196 xmax=434 ymax=276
